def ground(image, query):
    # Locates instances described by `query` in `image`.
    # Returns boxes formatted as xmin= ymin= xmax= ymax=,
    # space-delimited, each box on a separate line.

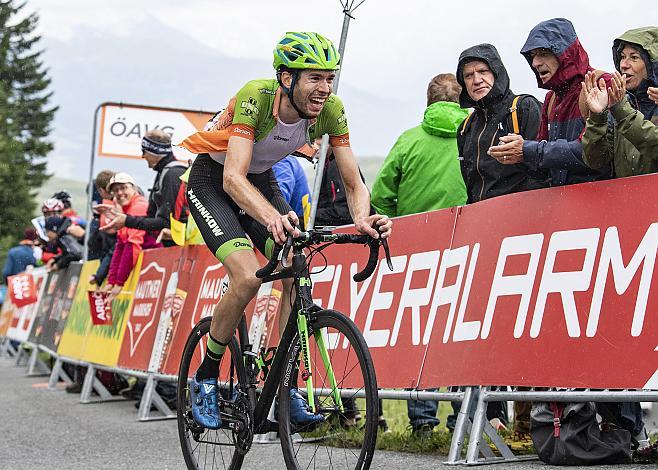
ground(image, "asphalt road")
xmin=0 ymin=356 xmax=649 ymax=470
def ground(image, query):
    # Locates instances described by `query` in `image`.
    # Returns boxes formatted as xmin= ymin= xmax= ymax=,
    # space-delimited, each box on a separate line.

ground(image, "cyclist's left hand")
xmin=355 ymin=214 xmax=392 ymax=240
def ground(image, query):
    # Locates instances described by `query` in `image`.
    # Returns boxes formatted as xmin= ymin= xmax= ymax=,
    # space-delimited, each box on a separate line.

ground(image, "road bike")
xmin=177 ymin=228 xmax=392 ymax=469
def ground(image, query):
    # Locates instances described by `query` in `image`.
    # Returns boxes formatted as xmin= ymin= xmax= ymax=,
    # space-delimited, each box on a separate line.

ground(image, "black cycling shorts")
xmin=187 ymin=153 xmax=291 ymax=262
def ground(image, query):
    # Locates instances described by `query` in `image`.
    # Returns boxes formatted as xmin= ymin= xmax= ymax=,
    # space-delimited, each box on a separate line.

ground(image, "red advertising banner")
xmin=310 ymin=209 xmax=459 ymax=389
xmin=117 ymin=247 xmax=182 ymax=371
xmin=8 ymin=273 xmax=38 ymax=308
xmin=88 ymin=291 xmax=113 ymax=326
xmin=419 ymin=176 xmax=658 ymax=390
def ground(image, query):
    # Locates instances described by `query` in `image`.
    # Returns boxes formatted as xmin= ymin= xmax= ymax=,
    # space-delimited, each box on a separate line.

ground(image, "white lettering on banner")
xmin=588 ymin=225 xmax=658 ymax=337
xmin=482 ymin=235 xmax=543 ymax=339
xmin=318 ymin=224 xmax=657 ymax=350
xmin=362 ymin=256 xmax=407 ymax=347
xmin=449 ymin=245 xmax=480 ymax=342
xmin=424 ymin=246 xmax=468 ymax=343
xmin=391 ymin=250 xmax=440 ymax=346
xmin=134 ymin=280 xmax=162 ymax=300
xmin=132 ymin=303 xmax=153 ymax=317
xmin=531 ymin=228 xmax=600 ymax=338
xmin=311 ymin=264 xmax=341 ymax=309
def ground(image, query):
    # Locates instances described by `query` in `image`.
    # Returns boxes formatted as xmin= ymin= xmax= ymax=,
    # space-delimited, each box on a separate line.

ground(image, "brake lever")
xmin=381 ymin=238 xmax=393 ymax=271
xmin=281 ymin=233 xmax=294 ymax=268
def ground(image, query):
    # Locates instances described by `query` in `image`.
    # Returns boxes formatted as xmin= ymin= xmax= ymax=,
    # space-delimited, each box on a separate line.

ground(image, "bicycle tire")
xmin=278 ymin=309 xmax=378 ymax=470
xmin=177 ymin=317 xmax=247 ymax=470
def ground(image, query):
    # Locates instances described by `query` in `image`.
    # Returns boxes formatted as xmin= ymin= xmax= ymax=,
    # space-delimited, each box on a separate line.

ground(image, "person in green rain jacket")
xmin=371 ymin=73 xmax=469 ymax=217
xmin=582 ymin=26 xmax=658 ymax=177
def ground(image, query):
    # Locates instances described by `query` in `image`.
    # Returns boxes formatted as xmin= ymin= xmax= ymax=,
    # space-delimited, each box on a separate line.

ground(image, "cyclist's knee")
xmin=230 ymin=273 xmax=261 ymax=300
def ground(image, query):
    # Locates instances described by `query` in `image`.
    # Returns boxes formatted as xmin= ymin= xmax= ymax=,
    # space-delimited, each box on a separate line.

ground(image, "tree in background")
xmin=0 ymin=0 xmax=57 ymax=271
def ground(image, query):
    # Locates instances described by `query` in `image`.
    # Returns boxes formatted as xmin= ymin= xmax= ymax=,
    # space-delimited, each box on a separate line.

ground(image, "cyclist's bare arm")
xmin=223 ymin=135 xmax=298 ymax=244
xmin=333 ymin=145 xmax=392 ymax=239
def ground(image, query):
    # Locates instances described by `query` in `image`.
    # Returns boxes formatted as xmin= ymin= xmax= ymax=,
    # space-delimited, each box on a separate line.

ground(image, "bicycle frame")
xmin=241 ymin=246 xmax=342 ymax=434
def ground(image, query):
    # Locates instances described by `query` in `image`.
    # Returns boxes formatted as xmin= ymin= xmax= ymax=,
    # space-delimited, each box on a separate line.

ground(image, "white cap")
xmin=107 ymin=172 xmax=136 ymax=191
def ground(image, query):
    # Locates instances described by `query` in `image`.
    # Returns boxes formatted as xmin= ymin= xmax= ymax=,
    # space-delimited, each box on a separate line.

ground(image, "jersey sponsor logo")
xmin=233 ymin=241 xmax=251 ymax=249
xmin=337 ymin=114 xmax=347 ymax=125
xmin=187 ymin=188 xmax=224 ymax=237
xmin=258 ymin=88 xmax=276 ymax=95
xmin=233 ymin=126 xmax=252 ymax=136
xmin=203 ymin=383 xmax=215 ymax=394
xmin=273 ymin=135 xmax=289 ymax=142
xmin=240 ymin=98 xmax=259 ymax=117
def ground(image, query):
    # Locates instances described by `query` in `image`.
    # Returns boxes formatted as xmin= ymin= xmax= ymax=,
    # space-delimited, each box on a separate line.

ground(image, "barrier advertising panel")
xmin=6 ymin=268 xmax=48 ymax=342
xmin=309 ymin=209 xmax=459 ymax=388
xmin=117 ymin=247 xmax=182 ymax=371
xmin=80 ymin=254 xmax=143 ymax=366
xmin=418 ymin=176 xmax=658 ymax=390
xmin=27 ymin=271 xmax=60 ymax=344
xmin=0 ymin=298 xmax=14 ymax=337
xmin=39 ymin=263 xmax=82 ymax=352
xmin=57 ymin=260 xmax=100 ymax=360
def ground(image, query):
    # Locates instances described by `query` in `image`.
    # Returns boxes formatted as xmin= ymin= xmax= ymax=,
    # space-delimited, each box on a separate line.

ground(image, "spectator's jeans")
xmin=407 ymin=389 xmax=440 ymax=429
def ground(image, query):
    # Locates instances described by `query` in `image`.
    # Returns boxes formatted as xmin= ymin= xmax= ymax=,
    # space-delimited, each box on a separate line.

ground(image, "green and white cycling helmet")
xmin=273 ymin=32 xmax=341 ymax=71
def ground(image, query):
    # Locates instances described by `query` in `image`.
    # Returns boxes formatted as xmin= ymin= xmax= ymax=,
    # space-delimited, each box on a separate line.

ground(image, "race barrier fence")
xmin=2 ymin=173 xmax=658 ymax=464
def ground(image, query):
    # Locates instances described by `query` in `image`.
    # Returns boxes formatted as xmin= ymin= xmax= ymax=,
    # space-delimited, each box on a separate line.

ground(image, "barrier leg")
xmin=47 ymin=357 xmax=72 ymax=390
xmin=446 ymin=387 xmax=474 ymax=464
xmin=26 ymin=346 xmax=50 ymax=376
xmin=14 ymin=344 xmax=28 ymax=366
xmin=1 ymin=339 xmax=18 ymax=358
xmin=465 ymin=386 xmax=489 ymax=463
xmin=80 ymin=365 xmax=115 ymax=404
xmin=137 ymin=374 xmax=175 ymax=421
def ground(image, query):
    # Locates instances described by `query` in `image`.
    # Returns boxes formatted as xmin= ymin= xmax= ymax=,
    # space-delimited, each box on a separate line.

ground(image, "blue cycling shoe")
xmin=289 ymin=388 xmax=325 ymax=427
xmin=190 ymin=375 xmax=221 ymax=430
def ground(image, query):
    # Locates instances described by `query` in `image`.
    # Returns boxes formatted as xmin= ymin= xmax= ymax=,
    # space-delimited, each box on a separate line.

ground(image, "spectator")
xmin=273 ymin=156 xmax=311 ymax=228
xmin=457 ymin=44 xmax=549 ymax=203
xmin=372 ymin=73 xmax=468 ymax=217
xmin=371 ymin=73 xmax=469 ymax=437
xmin=88 ymin=170 xmax=117 ymax=286
xmin=52 ymin=190 xmax=86 ymax=227
xmin=582 ymin=27 xmax=658 ymax=175
xmin=2 ymin=228 xmax=38 ymax=282
xmin=490 ymin=18 xmax=613 ymax=185
xmin=102 ymin=173 xmax=159 ymax=299
xmin=44 ymin=217 xmax=83 ymax=271
xmin=101 ymin=130 xmax=187 ymax=246
xmin=38 ymin=198 xmax=65 ymax=265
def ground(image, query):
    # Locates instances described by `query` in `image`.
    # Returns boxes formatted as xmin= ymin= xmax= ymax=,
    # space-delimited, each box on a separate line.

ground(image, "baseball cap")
xmin=107 ymin=172 xmax=136 ymax=191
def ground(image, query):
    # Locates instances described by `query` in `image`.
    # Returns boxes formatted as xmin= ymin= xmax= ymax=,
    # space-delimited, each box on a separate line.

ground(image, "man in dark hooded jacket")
xmin=490 ymin=18 xmax=612 ymax=186
xmin=457 ymin=44 xmax=549 ymax=203
xmin=582 ymin=27 xmax=658 ymax=176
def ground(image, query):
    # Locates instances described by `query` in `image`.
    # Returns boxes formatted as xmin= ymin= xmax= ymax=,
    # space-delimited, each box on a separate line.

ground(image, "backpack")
xmin=460 ymin=94 xmax=532 ymax=136
xmin=530 ymin=401 xmax=631 ymax=465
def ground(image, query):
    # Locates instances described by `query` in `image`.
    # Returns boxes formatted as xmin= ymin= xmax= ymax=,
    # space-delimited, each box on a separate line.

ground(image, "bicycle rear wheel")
xmin=177 ymin=317 xmax=248 ymax=470
xmin=278 ymin=309 xmax=378 ymax=470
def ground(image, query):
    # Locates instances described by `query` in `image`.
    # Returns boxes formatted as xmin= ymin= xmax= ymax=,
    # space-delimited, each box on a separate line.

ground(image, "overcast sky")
xmin=25 ymin=0 xmax=657 ymax=182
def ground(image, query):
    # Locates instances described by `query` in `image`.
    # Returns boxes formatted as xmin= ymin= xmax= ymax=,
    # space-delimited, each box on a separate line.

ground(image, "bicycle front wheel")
xmin=278 ymin=309 xmax=378 ymax=470
xmin=177 ymin=317 xmax=247 ymax=470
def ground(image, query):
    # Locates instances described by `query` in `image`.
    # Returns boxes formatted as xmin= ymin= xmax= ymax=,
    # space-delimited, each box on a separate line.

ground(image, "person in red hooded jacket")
xmin=101 ymin=173 xmax=159 ymax=299
xmin=488 ymin=18 xmax=613 ymax=186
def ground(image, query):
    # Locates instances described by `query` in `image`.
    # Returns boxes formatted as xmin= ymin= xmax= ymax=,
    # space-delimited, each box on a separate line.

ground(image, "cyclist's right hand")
xmin=267 ymin=210 xmax=300 ymax=245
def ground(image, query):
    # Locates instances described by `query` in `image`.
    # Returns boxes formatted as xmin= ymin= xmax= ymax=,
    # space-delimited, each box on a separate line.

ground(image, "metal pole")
xmin=83 ymin=104 xmax=103 ymax=261
xmin=307 ymin=2 xmax=361 ymax=229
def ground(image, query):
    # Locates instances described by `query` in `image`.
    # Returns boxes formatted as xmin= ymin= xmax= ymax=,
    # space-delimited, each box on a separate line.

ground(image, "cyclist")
xmin=179 ymin=31 xmax=392 ymax=430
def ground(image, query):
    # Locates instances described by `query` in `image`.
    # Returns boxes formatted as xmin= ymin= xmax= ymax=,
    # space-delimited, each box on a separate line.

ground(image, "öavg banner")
xmin=97 ymin=104 xmax=213 ymax=161
xmin=117 ymin=247 xmax=182 ymax=371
